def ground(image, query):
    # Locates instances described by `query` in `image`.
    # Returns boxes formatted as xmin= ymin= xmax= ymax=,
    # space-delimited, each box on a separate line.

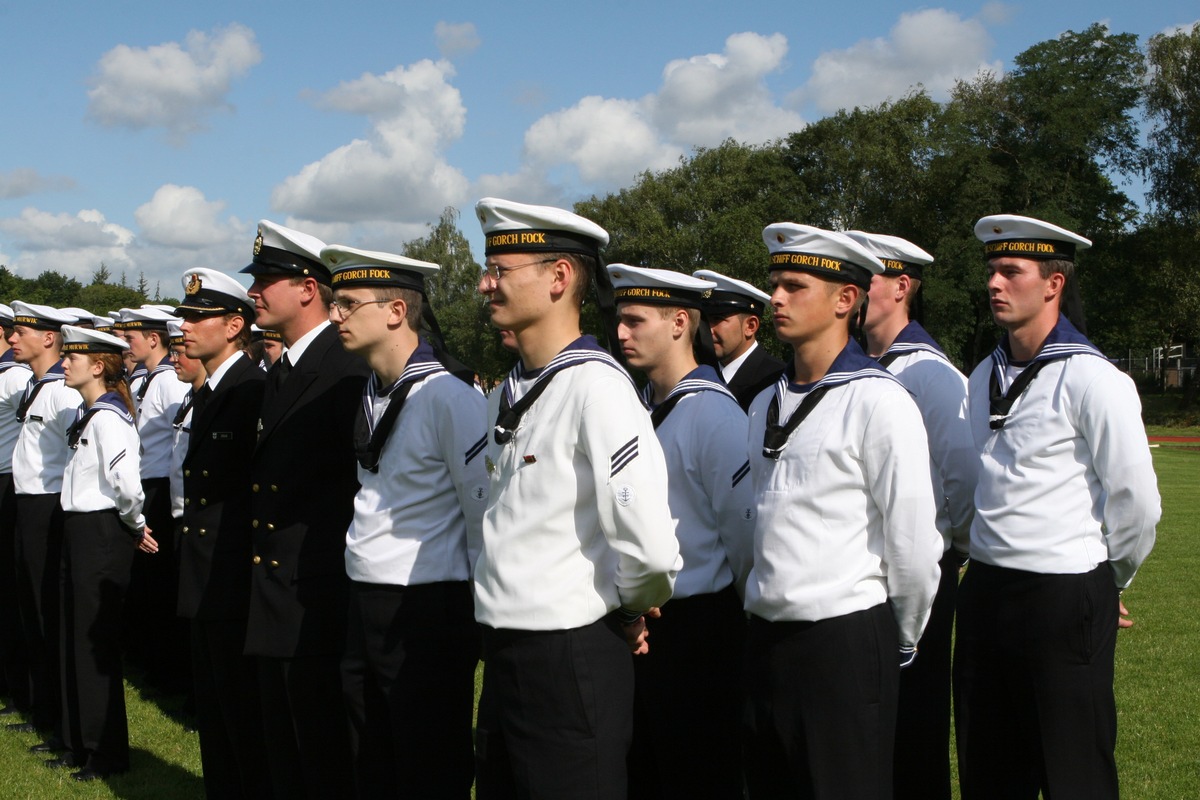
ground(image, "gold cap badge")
xmin=185 ymin=274 xmax=202 ymax=295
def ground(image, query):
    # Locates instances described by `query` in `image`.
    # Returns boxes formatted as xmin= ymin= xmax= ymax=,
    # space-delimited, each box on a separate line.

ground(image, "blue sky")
xmin=0 ymin=0 xmax=1195 ymax=294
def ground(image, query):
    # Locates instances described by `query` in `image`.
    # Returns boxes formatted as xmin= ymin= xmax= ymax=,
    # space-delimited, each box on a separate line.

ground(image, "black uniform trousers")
xmin=13 ymin=492 xmax=64 ymax=736
xmin=628 ymin=585 xmax=746 ymax=800
xmin=127 ymin=478 xmax=188 ymax=692
xmin=0 ymin=473 xmax=31 ymax=709
xmin=59 ymin=510 xmax=135 ymax=772
xmin=893 ymin=549 xmax=962 ymax=800
xmin=190 ymin=618 xmax=271 ymax=800
xmin=257 ymin=652 xmax=354 ymax=800
xmin=743 ymin=603 xmax=899 ymax=800
xmin=954 ymin=560 xmax=1120 ymax=800
xmin=476 ymin=614 xmax=635 ymax=800
xmin=341 ymin=579 xmax=479 ymax=800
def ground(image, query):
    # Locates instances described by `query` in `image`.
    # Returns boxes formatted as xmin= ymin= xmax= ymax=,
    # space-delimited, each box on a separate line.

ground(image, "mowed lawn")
xmin=0 ymin=446 xmax=1195 ymax=799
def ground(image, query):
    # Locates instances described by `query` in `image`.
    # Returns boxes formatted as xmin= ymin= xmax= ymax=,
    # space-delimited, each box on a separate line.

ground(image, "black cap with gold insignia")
xmin=175 ymin=268 xmax=255 ymax=321
xmin=240 ymin=220 xmax=331 ymax=285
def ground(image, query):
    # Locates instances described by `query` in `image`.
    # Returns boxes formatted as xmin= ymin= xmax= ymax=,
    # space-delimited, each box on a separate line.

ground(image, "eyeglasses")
xmin=328 ymin=298 xmax=393 ymax=321
xmin=481 ymin=257 xmax=557 ymax=283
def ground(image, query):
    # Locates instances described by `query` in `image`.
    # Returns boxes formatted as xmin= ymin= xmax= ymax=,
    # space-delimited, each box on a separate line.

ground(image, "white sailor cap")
xmin=11 ymin=301 xmax=75 ymax=330
xmin=175 ymin=268 xmax=255 ymax=320
xmin=60 ymin=307 xmax=94 ymax=324
xmin=762 ymin=223 xmax=885 ymax=289
xmin=845 ymin=231 xmax=934 ymax=279
xmin=61 ymin=324 xmax=130 ymax=354
xmin=974 ymin=214 xmax=1091 ymax=262
xmin=91 ymin=316 xmax=116 ymax=332
xmin=692 ymin=269 xmax=771 ymax=317
xmin=321 ymin=245 xmax=439 ymax=294
xmin=241 ymin=220 xmax=331 ymax=285
xmin=113 ymin=306 xmax=176 ymax=332
xmin=0 ymin=304 xmax=14 ymax=325
xmin=166 ymin=318 xmax=185 ymax=345
xmin=476 ymin=197 xmax=609 ymax=257
xmin=608 ymin=264 xmax=717 ymax=309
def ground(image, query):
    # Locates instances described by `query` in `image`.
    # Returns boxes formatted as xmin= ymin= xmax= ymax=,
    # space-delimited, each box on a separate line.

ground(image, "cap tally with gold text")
xmin=476 ymin=197 xmax=609 ymax=258
xmin=974 ymin=214 xmax=1091 ymax=262
xmin=61 ymin=324 xmax=130 ymax=355
xmin=10 ymin=301 xmax=75 ymax=331
xmin=322 ymin=245 xmax=440 ymax=293
xmin=844 ymin=231 xmax=933 ymax=280
xmin=762 ymin=223 xmax=885 ymax=290
xmin=609 ymin=264 xmax=717 ymax=309
xmin=692 ymin=269 xmax=771 ymax=317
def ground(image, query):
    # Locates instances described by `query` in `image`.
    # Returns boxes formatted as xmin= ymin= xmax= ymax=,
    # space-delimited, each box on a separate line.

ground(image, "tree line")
xmin=5 ymin=23 xmax=1198 ymax=385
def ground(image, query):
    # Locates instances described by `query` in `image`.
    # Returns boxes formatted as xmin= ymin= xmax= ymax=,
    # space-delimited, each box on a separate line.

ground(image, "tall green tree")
xmin=1144 ymin=22 xmax=1200 ymax=225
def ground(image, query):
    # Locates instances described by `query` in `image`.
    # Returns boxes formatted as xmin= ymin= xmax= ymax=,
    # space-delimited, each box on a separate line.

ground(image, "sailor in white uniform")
xmin=742 ymin=224 xmax=943 ymax=798
xmin=56 ymin=325 xmax=158 ymax=781
xmin=7 ymin=302 xmax=81 ymax=749
xmin=850 ymin=229 xmax=977 ymax=800
xmin=954 ymin=215 xmax=1161 ymax=800
xmin=472 ymin=198 xmax=680 ymax=799
xmin=0 ymin=303 xmax=33 ymax=716
xmin=321 ymin=243 xmax=487 ymax=799
xmin=609 ymin=264 xmax=753 ymax=800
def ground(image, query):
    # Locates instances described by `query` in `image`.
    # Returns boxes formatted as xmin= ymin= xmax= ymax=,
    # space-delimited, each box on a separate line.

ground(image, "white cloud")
xmin=271 ymin=59 xmax=470 ymax=224
xmin=979 ymin=2 xmax=1017 ymax=25
xmin=797 ymin=9 xmax=1002 ymax=114
xmin=0 ymin=169 xmax=75 ymax=199
xmin=86 ymin=23 xmax=262 ymax=143
xmin=1157 ymin=19 xmax=1200 ymax=36
xmin=134 ymin=184 xmax=243 ymax=249
xmin=0 ymin=208 xmax=136 ymax=279
xmin=498 ymin=32 xmax=802 ymax=192
xmin=435 ymin=21 xmax=480 ymax=58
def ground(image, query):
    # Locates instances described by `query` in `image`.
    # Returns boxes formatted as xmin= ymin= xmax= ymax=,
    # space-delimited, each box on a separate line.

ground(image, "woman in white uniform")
xmin=54 ymin=326 xmax=157 ymax=781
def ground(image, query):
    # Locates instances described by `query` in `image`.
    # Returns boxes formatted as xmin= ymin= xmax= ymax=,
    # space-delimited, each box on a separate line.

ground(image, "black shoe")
xmin=72 ymin=765 xmax=126 ymax=782
xmin=29 ymin=739 xmax=65 ymax=753
xmin=45 ymin=754 xmax=79 ymax=769
xmin=5 ymin=721 xmax=36 ymax=733
xmin=0 ymin=706 xmax=22 ymax=717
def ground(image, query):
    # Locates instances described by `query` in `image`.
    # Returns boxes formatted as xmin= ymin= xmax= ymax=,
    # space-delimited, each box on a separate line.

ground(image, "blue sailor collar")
xmin=880 ymin=320 xmax=946 ymax=359
xmin=86 ymin=391 xmax=135 ymax=424
xmin=362 ymin=341 xmax=445 ymax=432
xmin=643 ymin=364 xmax=735 ymax=409
xmin=504 ymin=334 xmax=634 ymax=404
xmin=775 ymin=338 xmax=899 ymax=402
xmin=990 ymin=314 xmax=1107 ymax=381
xmin=39 ymin=361 xmax=67 ymax=381
xmin=0 ymin=350 xmax=13 ymax=364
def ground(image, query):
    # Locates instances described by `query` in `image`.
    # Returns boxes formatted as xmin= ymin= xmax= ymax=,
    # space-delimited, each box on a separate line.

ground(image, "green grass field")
xmin=0 ymin=446 xmax=1196 ymax=798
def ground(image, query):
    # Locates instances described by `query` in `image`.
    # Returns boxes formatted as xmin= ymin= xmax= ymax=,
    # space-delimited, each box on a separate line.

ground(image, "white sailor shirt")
xmin=745 ymin=340 xmax=943 ymax=650
xmin=346 ymin=351 xmax=490 ymax=586
xmin=0 ymin=357 xmax=32 ymax=473
xmin=878 ymin=322 xmax=976 ymax=555
xmin=968 ymin=318 xmax=1160 ymax=588
xmin=648 ymin=366 xmax=754 ymax=599
xmin=474 ymin=337 xmax=681 ymax=631
xmin=13 ymin=366 xmax=82 ymax=495
xmin=61 ymin=395 xmax=145 ymax=531
xmin=136 ymin=363 xmax=189 ymax=480
xmin=168 ymin=390 xmax=194 ymax=520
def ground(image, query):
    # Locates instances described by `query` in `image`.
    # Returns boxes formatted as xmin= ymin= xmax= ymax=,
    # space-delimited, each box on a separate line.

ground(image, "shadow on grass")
xmin=101 ymin=747 xmax=204 ymax=800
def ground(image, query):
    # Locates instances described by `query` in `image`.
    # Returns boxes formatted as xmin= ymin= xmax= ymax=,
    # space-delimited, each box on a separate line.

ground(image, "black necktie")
xmin=273 ymin=355 xmax=292 ymax=391
xmin=191 ymin=384 xmax=213 ymax=423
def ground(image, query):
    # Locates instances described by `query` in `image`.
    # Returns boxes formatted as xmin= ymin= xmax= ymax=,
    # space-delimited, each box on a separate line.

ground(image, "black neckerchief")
xmin=17 ymin=364 xmax=65 ymax=423
xmin=987 ymin=315 xmax=1106 ymax=431
xmin=67 ymin=392 xmax=134 ymax=449
xmin=173 ymin=388 xmax=195 ymax=428
xmin=762 ymin=339 xmax=897 ymax=459
xmin=354 ymin=343 xmax=448 ymax=472
xmin=644 ymin=365 xmax=735 ymax=430
xmin=136 ymin=362 xmax=174 ymax=402
xmin=494 ymin=335 xmax=632 ymax=446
